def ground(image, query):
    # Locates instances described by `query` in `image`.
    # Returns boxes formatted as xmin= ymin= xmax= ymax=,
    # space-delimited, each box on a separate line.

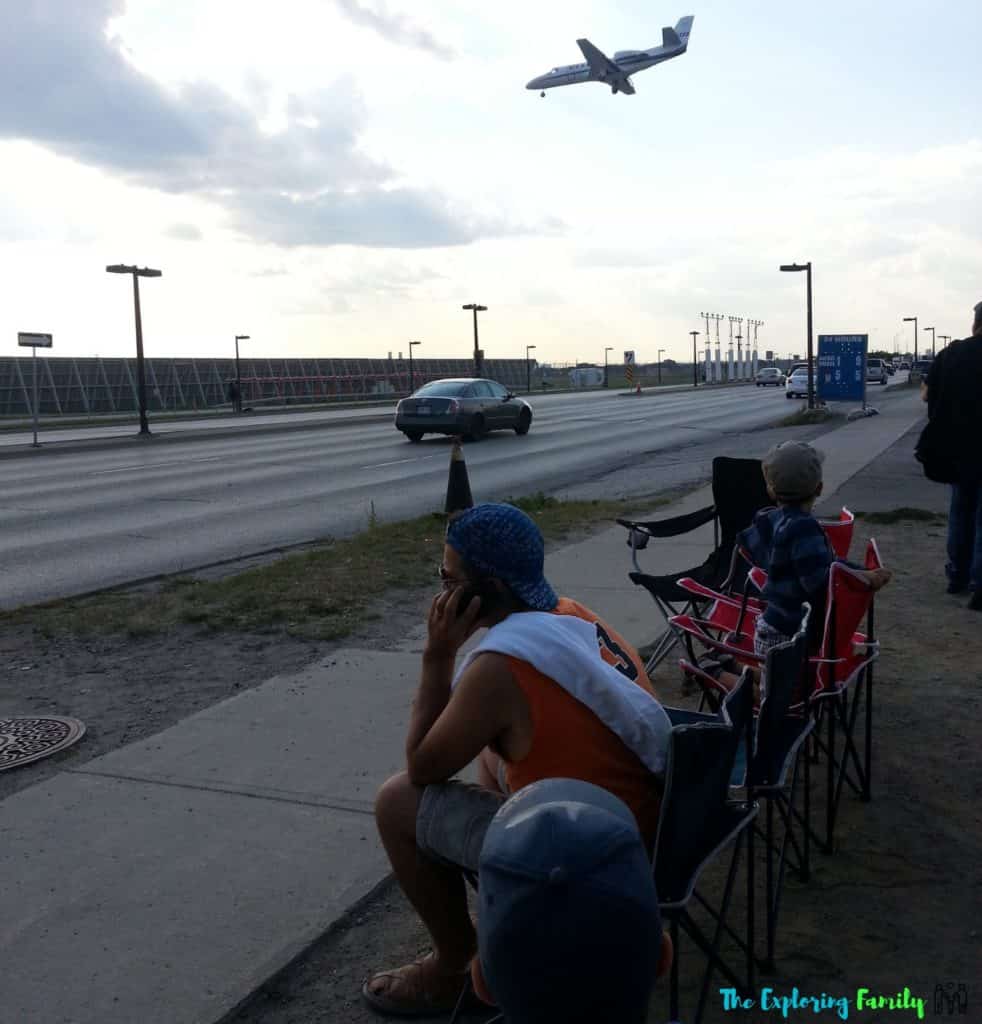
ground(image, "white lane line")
xmin=360 ymin=455 xmax=441 ymax=469
xmin=92 ymin=455 xmax=225 ymax=476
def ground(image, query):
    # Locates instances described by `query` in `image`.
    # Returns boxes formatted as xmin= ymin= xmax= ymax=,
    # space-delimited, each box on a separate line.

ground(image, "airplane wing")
xmin=576 ymin=38 xmax=636 ymax=94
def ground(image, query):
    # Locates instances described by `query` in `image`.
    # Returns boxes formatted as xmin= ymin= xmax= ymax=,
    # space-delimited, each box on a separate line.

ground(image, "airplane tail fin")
xmin=662 ymin=26 xmax=681 ymax=47
xmin=673 ymin=15 xmax=694 ymax=46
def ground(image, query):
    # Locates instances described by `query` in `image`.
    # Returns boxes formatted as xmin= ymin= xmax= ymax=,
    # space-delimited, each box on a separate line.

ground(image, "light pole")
xmin=902 ymin=316 xmax=918 ymax=365
xmin=106 ymin=264 xmax=162 ymax=435
xmin=408 ymin=340 xmax=421 ymax=393
xmin=657 ymin=349 xmax=665 ymax=385
xmin=780 ymin=262 xmax=814 ymax=408
xmin=939 ymin=334 xmax=951 ymax=350
xmin=923 ymin=326 xmax=935 ymax=357
xmin=690 ymin=331 xmax=700 ymax=387
xmin=525 ymin=344 xmax=536 ymax=393
xmin=604 ymin=346 xmax=613 ymax=388
xmin=234 ymin=334 xmax=249 ymax=413
xmin=462 ymin=303 xmax=487 ymax=377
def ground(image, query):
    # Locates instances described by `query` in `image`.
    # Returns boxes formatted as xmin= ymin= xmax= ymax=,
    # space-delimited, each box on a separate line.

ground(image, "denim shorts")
xmin=416 ymin=780 xmax=507 ymax=873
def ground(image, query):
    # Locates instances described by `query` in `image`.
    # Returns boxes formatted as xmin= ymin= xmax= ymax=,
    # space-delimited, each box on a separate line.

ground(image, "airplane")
xmin=526 ymin=15 xmax=693 ymax=96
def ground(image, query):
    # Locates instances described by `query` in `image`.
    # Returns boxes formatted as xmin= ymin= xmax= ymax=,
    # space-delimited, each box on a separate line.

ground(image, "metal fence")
xmin=0 ymin=356 xmax=531 ymax=417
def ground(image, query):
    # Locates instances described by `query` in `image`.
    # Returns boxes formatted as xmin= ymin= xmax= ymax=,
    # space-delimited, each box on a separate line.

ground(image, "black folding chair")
xmin=619 ymin=457 xmax=772 ymax=672
xmin=657 ymin=670 xmax=758 ymax=1024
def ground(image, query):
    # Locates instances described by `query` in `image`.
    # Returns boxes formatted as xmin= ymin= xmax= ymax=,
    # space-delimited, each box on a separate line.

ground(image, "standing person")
xmin=923 ymin=301 xmax=982 ymax=609
xmin=362 ymin=502 xmax=671 ymax=1017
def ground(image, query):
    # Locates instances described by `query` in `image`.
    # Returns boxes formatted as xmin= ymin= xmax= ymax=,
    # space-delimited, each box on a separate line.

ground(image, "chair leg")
xmin=863 ymin=663 xmax=873 ymax=802
xmin=695 ymin=840 xmax=746 ymax=1023
xmin=825 ymin=696 xmax=836 ymax=854
xmin=763 ymin=797 xmax=775 ymax=971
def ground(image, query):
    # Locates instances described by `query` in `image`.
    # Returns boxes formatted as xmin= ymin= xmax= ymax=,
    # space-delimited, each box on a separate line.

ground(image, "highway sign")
xmin=817 ymin=335 xmax=867 ymax=403
xmin=623 ymin=350 xmax=635 ymax=365
xmin=18 ymin=332 xmax=53 ymax=348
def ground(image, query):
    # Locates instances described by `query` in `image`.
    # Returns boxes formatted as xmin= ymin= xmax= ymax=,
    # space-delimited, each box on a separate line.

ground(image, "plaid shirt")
xmin=741 ymin=505 xmax=833 ymax=636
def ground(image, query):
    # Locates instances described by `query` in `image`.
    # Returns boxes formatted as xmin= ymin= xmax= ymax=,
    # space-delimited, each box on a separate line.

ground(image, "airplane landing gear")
xmin=540 ymin=91 xmax=546 ymax=97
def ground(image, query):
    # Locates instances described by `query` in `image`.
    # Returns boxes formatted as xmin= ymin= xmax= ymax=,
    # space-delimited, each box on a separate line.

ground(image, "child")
xmin=703 ymin=441 xmax=891 ymax=698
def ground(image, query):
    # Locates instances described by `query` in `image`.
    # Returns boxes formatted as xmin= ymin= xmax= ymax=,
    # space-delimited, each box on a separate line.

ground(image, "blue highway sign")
xmin=817 ymin=334 xmax=867 ymax=403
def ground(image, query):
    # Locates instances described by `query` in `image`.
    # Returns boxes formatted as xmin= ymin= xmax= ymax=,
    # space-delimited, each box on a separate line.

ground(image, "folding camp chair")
xmin=681 ymin=614 xmax=814 ymax=971
xmin=808 ymin=540 xmax=882 ymax=853
xmin=818 ymin=507 xmax=855 ymax=559
xmin=618 ymin=457 xmax=772 ymax=672
xmin=657 ymin=670 xmax=757 ymax=1024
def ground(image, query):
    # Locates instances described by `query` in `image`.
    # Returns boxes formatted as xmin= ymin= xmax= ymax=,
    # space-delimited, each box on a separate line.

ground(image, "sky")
xmin=1 ymin=0 xmax=980 ymax=366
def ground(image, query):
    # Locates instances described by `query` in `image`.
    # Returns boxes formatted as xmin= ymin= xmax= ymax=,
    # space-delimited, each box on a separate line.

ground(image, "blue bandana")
xmin=446 ymin=503 xmax=558 ymax=611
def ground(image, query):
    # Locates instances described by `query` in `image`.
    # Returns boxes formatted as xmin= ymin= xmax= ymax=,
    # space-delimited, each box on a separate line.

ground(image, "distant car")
xmin=755 ymin=367 xmax=786 ymax=387
xmin=866 ymin=359 xmax=887 ymax=384
xmin=898 ymin=360 xmax=911 ymax=370
xmin=785 ymin=369 xmax=811 ymax=399
xmin=394 ymin=378 xmax=532 ymax=442
xmin=913 ymin=359 xmax=933 ymax=376
xmin=884 ymin=362 xmax=896 ymax=376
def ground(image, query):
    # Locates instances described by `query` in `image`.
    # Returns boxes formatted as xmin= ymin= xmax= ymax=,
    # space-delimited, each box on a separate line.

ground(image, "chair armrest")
xmin=617 ymin=503 xmax=716 ymax=540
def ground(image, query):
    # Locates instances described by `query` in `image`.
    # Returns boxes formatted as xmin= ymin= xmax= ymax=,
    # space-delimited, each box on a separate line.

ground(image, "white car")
xmin=785 ymin=369 xmax=811 ymax=399
xmin=865 ymin=358 xmax=888 ymax=385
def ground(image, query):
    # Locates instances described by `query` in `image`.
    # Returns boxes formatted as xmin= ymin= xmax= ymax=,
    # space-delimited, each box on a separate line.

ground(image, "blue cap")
xmin=446 ymin=503 xmax=558 ymax=611
xmin=478 ymin=779 xmax=662 ymax=1024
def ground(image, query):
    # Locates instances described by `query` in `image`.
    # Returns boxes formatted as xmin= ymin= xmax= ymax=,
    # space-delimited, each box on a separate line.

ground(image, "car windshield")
xmin=413 ymin=381 xmax=469 ymax=397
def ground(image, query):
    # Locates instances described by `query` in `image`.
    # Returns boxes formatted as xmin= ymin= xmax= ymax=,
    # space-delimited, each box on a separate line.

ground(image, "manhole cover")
xmin=0 ymin=717 xmax=86 ymax=772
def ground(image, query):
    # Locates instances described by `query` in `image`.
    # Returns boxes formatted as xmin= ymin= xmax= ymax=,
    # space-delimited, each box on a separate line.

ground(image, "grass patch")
xmin=857 ymin=507 xmax=946 ymax=525
xmin=3 ymin=495 xmax=630 ymax=641
xmin=777 ymin=407 xmax=842 ymax=427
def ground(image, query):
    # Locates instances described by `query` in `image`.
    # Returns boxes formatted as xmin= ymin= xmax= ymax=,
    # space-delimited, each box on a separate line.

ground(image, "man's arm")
xmin=407 ymin=652 xmax=523 ymax=786
xmin=405 ymin=587 xmax=525 ymax=786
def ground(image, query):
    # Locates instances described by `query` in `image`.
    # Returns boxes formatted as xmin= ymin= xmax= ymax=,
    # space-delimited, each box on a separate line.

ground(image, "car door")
xmin=486 ymin=381 xmax=513 ymax=425
xmin=471 ymin=380 xmax=499 ymax=425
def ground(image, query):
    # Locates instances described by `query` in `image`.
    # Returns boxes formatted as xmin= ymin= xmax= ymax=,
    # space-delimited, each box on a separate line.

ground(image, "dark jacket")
xmin=926 ymin=335 xmax=982 ymax=475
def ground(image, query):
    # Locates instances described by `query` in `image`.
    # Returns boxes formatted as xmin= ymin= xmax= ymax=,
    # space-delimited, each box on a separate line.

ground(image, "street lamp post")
xmin=690 ymin=331 xmax=700 ymax=387
xmin=462 ymin=304 xmax=488 ymax=377
xmin=903 ymin=316 xmax=918 ymax=365
xmin=408 ymin=340 xmax=421 ymax=393
xmin=780 ymin=262 xmax=814 ymax=408
xmin=604 ymin=346 xmax=613 ymax=388
xmin=939 ymin=334 xmax=951 ymax=350
xmin=923 ymin=326 xmax=935 ymax=357
xmin=234 ymin=334 xmax=249 ymax=413
xmin=526 ymin=344 xmax=536 ymax=393
xmin=106 ymin=264 xmax=162 ymax=435
xmin=657 ymin=349 xmax=665 ymax=386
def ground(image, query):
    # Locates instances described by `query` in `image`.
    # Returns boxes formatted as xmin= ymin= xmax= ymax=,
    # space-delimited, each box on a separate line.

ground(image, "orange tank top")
xmin=502 ymin=598 xmax=663 ymax=849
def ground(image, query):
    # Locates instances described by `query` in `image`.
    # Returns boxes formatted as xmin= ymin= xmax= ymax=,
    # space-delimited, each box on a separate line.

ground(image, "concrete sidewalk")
xmin=0 ymin=392 xmax=926 ymax=1024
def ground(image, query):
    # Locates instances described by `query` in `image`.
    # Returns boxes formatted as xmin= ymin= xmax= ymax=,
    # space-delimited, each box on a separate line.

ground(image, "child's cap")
xmin=762 ymin=441 xmax=825 ymax=502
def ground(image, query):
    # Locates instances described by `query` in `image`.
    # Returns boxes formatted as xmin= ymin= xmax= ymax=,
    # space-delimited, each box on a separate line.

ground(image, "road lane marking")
xmin=360 ymin=455 xmax=441 ymax=469
xmin=92 ymin=455 xmax=225 ymax=475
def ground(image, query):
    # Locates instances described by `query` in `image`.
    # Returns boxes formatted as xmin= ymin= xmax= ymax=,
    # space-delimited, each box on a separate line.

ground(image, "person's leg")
xmin=947 ymin=481 xmax=975 ymax=591
xmin=373 ymin=772 xmax=476 ymax=971
xmin=970 ymin=477 xmax=982 ymax=593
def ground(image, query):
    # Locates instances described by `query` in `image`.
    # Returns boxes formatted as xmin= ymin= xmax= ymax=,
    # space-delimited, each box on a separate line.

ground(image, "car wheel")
xmin=465 ymin=414 xmax=487 ymax=441
xmin=404 ymin=431 xmax=423 ymax=443
xmin=514 ymin=409 xmax=532 ymax=435
xmin=786 ymin=393 xmax=793 ymax=399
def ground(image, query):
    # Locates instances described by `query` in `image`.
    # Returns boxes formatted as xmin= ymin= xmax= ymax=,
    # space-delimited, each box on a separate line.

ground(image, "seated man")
xmin=473 ymin=777 xmax=672 ymax=1023
xmin=363 ymin=502 xmax=671 ymax=1017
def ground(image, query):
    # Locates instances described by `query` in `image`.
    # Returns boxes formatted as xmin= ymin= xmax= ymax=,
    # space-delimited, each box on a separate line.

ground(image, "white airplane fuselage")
xmin=528 ymin=50 xmax=673 ymax=92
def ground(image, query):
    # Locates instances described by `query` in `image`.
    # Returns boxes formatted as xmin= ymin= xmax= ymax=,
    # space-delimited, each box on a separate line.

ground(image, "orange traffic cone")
xmin=444 ymin=438 xmax=474 ymax=518
xmin=635 ymin=382 xmax=642 ymax=395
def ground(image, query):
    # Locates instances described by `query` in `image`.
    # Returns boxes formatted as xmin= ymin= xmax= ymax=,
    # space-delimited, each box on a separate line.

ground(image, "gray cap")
xmin=762 ymin=441 xmax=824 ymax=502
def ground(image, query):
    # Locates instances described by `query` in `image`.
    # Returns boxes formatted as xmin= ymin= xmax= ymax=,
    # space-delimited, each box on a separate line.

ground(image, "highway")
xmin=0 ymin=385 xmax=790 ymax=608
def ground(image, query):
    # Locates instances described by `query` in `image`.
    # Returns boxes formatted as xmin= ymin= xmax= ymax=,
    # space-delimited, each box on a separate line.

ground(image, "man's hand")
xmin=424 ymin=587 xmax=482 ymax=663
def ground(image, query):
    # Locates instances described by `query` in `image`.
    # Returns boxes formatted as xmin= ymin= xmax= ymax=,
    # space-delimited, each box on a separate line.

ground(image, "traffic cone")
xmin=444 ymin=438 xmax=474 ymax=518
xmin=635 ymin=382 xmax=642 ymax=395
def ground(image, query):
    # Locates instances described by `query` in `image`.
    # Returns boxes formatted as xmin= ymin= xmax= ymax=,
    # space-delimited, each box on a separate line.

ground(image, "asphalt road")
xmin=1 ymin=385 xmax=791 ymax=608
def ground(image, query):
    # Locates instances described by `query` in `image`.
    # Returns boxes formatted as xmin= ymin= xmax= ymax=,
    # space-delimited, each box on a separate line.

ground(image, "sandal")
xmin=362 ymin=953 xmax=474 ymax=1018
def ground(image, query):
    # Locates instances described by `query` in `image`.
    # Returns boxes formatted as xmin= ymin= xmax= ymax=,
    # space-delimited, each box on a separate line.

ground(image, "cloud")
xmin=0 ymin=2 xmax=508 ymax=249
xmin=164 ymin=222 xmax=203 ymax=241
xmin=333 ymin=0 xmax=455 ymax=60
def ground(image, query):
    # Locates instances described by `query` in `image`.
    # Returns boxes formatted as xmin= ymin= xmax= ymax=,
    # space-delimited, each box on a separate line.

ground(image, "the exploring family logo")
xmin=719 ymin=986 xmax=935 ymax=1020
